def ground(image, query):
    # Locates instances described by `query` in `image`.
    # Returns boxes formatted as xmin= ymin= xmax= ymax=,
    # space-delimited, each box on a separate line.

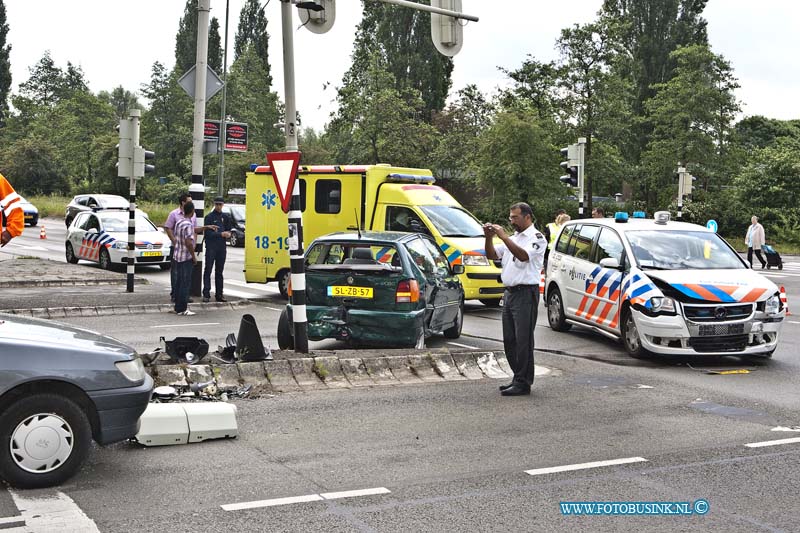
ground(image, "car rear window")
xmin=307 ymin=243 xmax=401 ymax=267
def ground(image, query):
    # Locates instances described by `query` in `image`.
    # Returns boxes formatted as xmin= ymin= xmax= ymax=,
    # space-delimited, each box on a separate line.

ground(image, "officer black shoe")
xmin=501 ymin=384 xmax=531 ymax=396
xmin=202 ymin=297 xmax=210 ymax=303
xmin=499 ymin=382 xmax=514 ymax=391
xmin=216 ymin=296 xmax=228 ymax=303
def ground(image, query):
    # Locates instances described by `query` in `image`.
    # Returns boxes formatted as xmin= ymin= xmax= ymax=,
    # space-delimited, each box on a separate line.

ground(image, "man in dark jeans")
xmin=483 ymin=202 xmax=548 ymax=396
xmin=203 ymin=196 xmax=232 ymax=303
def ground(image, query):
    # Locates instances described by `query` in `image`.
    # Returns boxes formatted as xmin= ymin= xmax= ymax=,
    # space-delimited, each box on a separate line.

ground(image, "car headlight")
xmin=765 ymin=294 xmax=780 ymax=315
xmin=462 ymin=254 xmax=489 ymax=266
xmin=115 ymin=357 xmax=145 ymax=382
xmin=112 ymin=241 xmax=126 ymax=250
xmin=649 ymin=296 xmax=676 ymax=314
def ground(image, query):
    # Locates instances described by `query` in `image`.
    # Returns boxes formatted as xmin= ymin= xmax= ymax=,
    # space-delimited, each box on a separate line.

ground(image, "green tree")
xmin=0 ymin=0 xmax=11 ymax=127
xmin=98 ymin=86 xmax=141 ymax=120
xmin=345 ymin=1 xmax=453 ymax=120
xmin=641 ymin=44 xmax=739 ymax=208
xmin=328 ymin=54 xmax=437 ymax=167
xmin=234 ymin=0 xmax=272 ymax=87
xmin=0 ymin=136 xmax=69 ymax=194
xmin=140 ymin=61 xmax=194 ymax=180
xmin=734 ymin=116 xmax=800 ymax=151
xmin=175 ymin=0 xmax=223 ymax=75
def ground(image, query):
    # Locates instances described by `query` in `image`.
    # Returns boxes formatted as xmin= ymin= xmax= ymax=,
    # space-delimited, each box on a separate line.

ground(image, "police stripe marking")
xmin=525 ymin=457 xmax=648 ymax=476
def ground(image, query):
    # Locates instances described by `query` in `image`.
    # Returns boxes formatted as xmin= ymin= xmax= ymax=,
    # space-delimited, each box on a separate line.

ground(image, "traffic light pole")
xmin=125 ymin=110 xmax=141 ymax=293
xmin=190 ymin=0 xmax=211 ymax=296
xmin=280 ymin=0 xmax=308 ymax=353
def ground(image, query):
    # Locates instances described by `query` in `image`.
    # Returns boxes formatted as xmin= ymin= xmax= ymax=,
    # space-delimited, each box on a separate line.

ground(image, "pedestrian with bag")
xmin=483 ymin=202 xmax=547 ymax=396
xmin=203 ymin=197 xmax=232 ymax=303
xmin=745 ymin=215 xmax=767 ymax=269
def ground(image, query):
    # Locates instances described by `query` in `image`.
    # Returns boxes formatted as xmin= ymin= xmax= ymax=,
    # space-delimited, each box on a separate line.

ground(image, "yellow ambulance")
xmin=244 ymin=164 xmax=504 ymax=306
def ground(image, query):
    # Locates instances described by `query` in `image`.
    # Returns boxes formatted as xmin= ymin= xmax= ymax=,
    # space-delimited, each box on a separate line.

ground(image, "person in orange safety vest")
xmin=1 ymin=173 xmax=24 ymax=247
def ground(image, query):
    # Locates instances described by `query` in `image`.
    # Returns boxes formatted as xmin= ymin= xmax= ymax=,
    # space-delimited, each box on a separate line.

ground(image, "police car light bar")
xmin=654 ymin=211 xmax=671 ymax=224
xmin=386 ymin=173 xmax=436 ymax=184
xmin=614 ymin=212 xmax=629 ymax=223
xmin=632 ymin=211 xmax=647 ymax=218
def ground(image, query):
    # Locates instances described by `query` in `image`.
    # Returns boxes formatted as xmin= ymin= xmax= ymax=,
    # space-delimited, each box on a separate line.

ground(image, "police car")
xmin=544 ymin=211 xmax=785 ymax=358
xmin=65 ymin=210 xmax=171 ymax=270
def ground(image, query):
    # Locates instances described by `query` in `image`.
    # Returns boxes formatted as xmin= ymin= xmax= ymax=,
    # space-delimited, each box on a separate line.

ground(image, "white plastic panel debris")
xmin=135 ymin=403 xmax=238 ymax=446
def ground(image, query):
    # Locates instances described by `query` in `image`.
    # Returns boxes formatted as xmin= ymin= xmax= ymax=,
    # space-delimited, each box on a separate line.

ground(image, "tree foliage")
xmin=234 ymin=0 xmax=272 ymax=88
xmin=174 ymin=0 xmax=223 ymax=76
xmin=0 ymin=0 xmax=11 ymax=126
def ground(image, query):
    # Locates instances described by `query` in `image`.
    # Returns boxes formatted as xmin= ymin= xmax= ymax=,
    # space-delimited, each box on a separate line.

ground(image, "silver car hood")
xmin=0 ymin=313 xmax=134 ymax=357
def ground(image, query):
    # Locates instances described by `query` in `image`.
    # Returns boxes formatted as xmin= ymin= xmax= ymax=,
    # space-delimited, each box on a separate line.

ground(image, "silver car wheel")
xmin=11 ymin=413 xmax=74 ymax=474
xmin=624 ymin=312 xmax=641 ymax=352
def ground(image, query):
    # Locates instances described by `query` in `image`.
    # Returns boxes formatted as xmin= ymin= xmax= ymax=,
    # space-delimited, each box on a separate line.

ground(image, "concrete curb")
xmin=0 ymin=278 xmax=148 ymax=288
xmin=2 ymin=300 xmax=252 ymax=318
xmin=145 ymin=351 xmax=556 ymax=394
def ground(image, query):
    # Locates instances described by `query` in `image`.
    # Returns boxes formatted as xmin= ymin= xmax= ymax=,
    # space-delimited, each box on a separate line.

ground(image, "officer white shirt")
xmin=495 ymin=224 xmax=547 ymax=287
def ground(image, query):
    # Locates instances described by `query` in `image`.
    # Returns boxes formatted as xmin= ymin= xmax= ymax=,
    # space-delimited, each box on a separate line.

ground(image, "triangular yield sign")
xmin=266 ymin=151 xmax=301 ymax=213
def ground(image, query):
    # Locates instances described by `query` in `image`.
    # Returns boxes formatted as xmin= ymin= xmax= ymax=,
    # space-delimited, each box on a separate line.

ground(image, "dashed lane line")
xmin=221 ymin=487 xmax=391 ymax=511
xmin=745 ymin=437 xmax=800 ymax=448
xmin=448 ymin=341 xmax=478 ymax=349
xmin=525 ymin=457 xmax=648 ymax=476
xmin=150 ymin=322 xmax=220 ymax=328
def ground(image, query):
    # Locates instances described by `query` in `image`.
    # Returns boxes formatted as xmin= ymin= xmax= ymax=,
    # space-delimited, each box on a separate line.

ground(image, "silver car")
xmin=0 ymin=313 xmax=153 ymax=488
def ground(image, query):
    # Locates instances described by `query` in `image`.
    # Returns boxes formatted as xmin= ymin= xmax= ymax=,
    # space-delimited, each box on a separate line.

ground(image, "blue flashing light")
xmin=614 ymin=212 xmax=629 ymax=223
xmin=632 ymin=211 xmax=646 ymax=219
xmin=249 ymin=164 xmax=258 ymax=171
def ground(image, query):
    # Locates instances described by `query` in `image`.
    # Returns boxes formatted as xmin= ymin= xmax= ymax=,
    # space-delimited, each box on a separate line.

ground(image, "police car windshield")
xmin=99 ymin=212 xmax=157 ymax=233
xmin=419 ymin=206 xmax=484 ymax=237
xmin=626 ymin=230 xmax=745 ymax=270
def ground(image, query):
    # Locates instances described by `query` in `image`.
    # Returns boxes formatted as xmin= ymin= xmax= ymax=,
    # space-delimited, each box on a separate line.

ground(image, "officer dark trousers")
xmin=501 ymin=286 xmax=539 ymax=386
xmin=203 ymin=241 xmax=227 ymax=300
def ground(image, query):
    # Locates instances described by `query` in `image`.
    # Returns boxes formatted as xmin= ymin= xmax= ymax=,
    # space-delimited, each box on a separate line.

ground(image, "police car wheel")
xmin=621 ymin=309 xmax=646 ymax=358
xmin=65 ymin=243 xmax=79 ymax=264
xmin=0 ymin=394 xmax=92 ymax=489
xmin=99 ymin=249 xmax=112 ymax=270
xmin=277 ymin=309 xmax=294 ymax=350
xmin=547 ymin=287 xmax=571 ymax=332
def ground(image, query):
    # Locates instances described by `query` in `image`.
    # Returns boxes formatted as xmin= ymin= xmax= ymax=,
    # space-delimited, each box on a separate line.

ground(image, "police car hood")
xmin=643 ymin=268 xmax=779 ymax=303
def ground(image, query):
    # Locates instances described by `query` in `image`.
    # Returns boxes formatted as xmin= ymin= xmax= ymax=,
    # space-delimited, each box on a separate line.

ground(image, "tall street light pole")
xmin=218 ymin=0 xmax=230 ymax=197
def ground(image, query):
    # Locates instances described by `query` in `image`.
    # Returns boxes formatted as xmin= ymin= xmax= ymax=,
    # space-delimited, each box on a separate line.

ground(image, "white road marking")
xmin=151 ymin=322 xmax=220 ymax=328
xmin=222 ymin=494 xmax=323 ymax=511
xmin=635 ymin=384 xmax=654 ymax=389
xmin=221 ymin=487 xmax=391 ymax=512
xmin=745 ymin=437 xmax=800 ymax=448
xmin=525 ymin=457 xmax=648 ymax=476
xmin=9 ymin=489 xmax=100 ymax=532
xmin=319 ymin=487 xmax=391 ymax=500
xmin=0 ymin=516 xmax=25 ymax=526
xmin=262 ymin=306 xmax=284 ymax=312
xmin=771 ymin=426 xmax=800 ymax=432
xmin=788 ymin=321 xmax=800 ymax=325
xmin=447 ymin=341 xmax=478 ymax=349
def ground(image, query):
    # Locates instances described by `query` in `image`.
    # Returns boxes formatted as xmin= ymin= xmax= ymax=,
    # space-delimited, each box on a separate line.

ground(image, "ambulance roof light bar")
xmin=386 ymin=173 xmax=436 ymax=184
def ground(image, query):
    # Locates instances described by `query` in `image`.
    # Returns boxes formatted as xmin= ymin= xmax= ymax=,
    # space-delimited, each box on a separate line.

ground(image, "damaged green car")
xmin=278 ymin=231 xmax=465 ymax=349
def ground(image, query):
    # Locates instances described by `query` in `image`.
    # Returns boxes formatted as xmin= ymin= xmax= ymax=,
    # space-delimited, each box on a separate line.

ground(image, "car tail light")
xmin=396 ymin=279 xmax=419 ymax=303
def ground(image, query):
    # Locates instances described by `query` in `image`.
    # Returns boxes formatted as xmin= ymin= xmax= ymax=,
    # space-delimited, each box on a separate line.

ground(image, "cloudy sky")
xmin=4 ymin=1 xmax=800 ymax=131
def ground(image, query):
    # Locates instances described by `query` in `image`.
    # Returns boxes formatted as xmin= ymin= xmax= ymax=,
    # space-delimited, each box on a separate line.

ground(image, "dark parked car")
xmin=64 ymin=194 xmax=147 ymax=227
xmin=0 ymin=313 xmax=153 ymax=488
xmin=278 ymin=231 xmax=465 ymax=349
xmin=221 ymin=204 xmax=245 ymax=247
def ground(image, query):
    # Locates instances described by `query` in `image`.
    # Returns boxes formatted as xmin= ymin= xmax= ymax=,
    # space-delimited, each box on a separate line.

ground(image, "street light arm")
xmin=380 ymin=0 xmax=478 ymax=22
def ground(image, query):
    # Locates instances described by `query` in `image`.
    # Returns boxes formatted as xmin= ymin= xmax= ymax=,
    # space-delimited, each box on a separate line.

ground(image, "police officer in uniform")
xmin=483 ymin=202 xmax=547 ymax=396
xmin=202 ymin=197 xmax=233 ymax=303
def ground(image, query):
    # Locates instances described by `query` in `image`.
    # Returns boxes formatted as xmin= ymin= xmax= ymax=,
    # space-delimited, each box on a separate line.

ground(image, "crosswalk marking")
xmin=224 ymin=279 xmax=281 ymax=300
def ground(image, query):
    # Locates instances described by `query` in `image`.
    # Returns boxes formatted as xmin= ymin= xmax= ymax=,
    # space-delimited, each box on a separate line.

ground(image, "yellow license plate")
xmin=327 ymin=286 xmax=373 ymax=298
xmin=142 ymin=251 xmax=163 ymax=257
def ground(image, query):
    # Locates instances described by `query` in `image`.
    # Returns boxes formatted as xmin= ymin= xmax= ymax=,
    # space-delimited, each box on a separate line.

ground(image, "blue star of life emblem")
xmin=261 ymin=190 xmax=277 ymax=209
xmin=433 ymin=194 xmax=442 ymax=202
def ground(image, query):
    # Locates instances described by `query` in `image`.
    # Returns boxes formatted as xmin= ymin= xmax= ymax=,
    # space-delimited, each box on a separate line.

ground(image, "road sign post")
xmin=267 ymin=151 xmax=307 ymax=354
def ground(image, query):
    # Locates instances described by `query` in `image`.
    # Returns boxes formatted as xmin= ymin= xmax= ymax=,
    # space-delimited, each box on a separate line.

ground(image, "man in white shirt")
xmin=484 ymin=202 xmax=547 ymax=396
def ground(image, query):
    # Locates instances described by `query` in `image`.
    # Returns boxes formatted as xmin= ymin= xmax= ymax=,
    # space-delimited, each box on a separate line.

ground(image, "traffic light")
xmin=683 ymin=172 xmax=696 ymax=197
xmin=560 ymin=143 xmax=579 ymax=187
xmin=116 ymin=118 xmax=133 ymax=178
xmin=298 ymin=0 xmax=335 ymax=34
xmin=431 ymin=0 xmax=463 ymax=57
xmin=133 ymin=147 xmax=155 ymax=177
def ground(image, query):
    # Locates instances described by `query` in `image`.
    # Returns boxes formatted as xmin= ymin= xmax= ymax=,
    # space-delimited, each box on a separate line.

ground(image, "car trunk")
xmin=305 ymin=264 xmax=404 ymax=310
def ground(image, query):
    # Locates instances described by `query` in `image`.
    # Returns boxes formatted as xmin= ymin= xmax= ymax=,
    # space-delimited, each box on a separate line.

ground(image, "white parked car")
xmin=544 ymin=211 xmax=785 ymax=358
xmin=65 ymin=210 xmax=171 ymax=270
